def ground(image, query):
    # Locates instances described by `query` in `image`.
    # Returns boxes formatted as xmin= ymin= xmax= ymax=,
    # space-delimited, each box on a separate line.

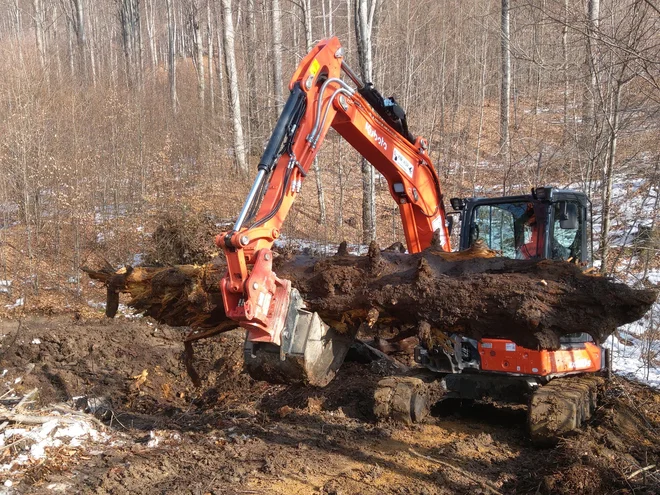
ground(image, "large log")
xmin=82 ymin=242 xmax=657 ymax=350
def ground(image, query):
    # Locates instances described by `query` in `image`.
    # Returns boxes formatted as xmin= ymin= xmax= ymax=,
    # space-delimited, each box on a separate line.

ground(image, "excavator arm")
xmin=218 ymin=37 xmax=450 ymax=353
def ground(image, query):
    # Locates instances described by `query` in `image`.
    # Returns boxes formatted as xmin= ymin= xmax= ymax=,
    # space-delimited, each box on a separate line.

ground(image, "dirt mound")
xmin=1 ymin=315 xmax=660 ymax=494
xmin=143 ymin=210 xmax=219 ymax=266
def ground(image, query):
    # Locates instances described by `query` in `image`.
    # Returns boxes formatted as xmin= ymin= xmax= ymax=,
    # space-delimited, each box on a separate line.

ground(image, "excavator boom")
xmin=218 ymin=37 xmax=449 ymax=353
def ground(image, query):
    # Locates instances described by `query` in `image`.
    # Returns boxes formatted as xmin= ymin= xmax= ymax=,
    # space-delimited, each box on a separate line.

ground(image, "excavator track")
xmin=528 ymin=374 xmax=604 ymax=445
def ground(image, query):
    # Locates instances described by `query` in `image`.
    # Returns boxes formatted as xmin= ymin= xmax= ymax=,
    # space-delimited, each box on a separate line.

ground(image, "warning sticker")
xmin=392 ymin=148 xmax=414 ymax=178
xmin=505 ymin=342 xmax=516 ymax=352
xmin=309 ymin=59 xmax=320 ymax=76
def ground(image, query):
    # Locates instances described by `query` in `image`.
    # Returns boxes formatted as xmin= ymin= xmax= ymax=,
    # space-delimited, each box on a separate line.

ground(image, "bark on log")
xmin=82 ymin=242 xmax=657 ymax=350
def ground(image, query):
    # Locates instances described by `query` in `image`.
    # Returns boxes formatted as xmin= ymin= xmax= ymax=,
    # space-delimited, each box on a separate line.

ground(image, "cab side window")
xmin=552 ymin=202 xmax=583 ymax=261
xmin=471 ymin=205 xmax=518 ymax=258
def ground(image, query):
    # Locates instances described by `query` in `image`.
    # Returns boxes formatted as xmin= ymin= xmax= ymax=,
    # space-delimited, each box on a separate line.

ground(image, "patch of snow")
xmin=5 ymin=299 xmax=24 ymax=310
xmin=0 ymin=415 xmax=109 ymax=474
xmin=607 ymin=322 xmax=660 ymax=389
xmin=87 ymin=301 xmax=142 ymax=319
xmin=31 ymin=339 xmax=41 ymax=345
xmin=147 ymin=431 xmax=160 ymax=448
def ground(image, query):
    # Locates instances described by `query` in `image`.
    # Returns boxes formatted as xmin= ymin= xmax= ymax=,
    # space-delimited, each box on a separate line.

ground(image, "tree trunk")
xmin=146 ymin=0 xmax=157 ymax=68
xmin=355 ymin=0 xmax=378 ymax=243
xmin=272 ymin=0 xmax=283 ymax=116
xmin=244 ymin=0 xmax=257 ymax=138
xmin=192 ymin=1 xmax=205 ymax=105
xmin=207 ymin=0 xmax=215 ymax=114
xmin=166 ymin=0 xmax=178 ymax=111
xmin=599 ymin=81 xmax=622 ymax=275
xmin=32 ymin=0 xmax=46 ymax=70
xmin=83 ymin=245 xmax=657 ymax=351
xmin=583 ymin=0 xmax=600 ymax=127
xmin=300 ymin=0 xmax=326 ymax=224
xmin=220 ymin=0 xmax=248 ymax=173
xmin=500 ymin=0 xmax=510 ymax=157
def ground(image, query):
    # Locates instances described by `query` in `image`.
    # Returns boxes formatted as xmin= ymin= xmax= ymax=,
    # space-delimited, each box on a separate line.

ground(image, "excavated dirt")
xmin=1 ymin=315 xmax=660 ymax=494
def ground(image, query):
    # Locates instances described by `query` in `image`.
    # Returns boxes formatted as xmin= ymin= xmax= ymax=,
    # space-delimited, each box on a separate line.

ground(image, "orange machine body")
xmin=478 ymin=339 xmax=602 ymax=376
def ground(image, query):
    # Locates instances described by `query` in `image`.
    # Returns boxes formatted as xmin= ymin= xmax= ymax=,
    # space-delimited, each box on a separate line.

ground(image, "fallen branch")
xmin=408 ymin=448 xmax=504 ymax=495
xmin=0 ymin=410 xmax=82 ymax=426
xmin=627 ymin=464 xmax=656 ymax=480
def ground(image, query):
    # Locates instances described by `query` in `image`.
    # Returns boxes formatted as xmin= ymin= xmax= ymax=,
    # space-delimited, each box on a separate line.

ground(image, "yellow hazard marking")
xmin=309 ymin=59 xmax=320 ymax=76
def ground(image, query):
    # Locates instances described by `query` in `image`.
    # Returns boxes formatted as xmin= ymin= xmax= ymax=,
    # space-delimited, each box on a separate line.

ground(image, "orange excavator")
xmin=218 ymin=37 xmax=606 ymax=443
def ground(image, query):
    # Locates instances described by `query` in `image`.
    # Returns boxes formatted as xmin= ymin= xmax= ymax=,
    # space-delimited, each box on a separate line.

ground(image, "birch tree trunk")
xmin=500 ymin=0 xmax=511 ymax=157
xmin=355 ymin=0 xmax=378 ymax=243
xmin=220 ymin=0 xmax=248 ymax=173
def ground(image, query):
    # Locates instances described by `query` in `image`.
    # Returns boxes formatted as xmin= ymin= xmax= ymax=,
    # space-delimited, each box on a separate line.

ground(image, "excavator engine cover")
xmin=243 ymin=289 xmax=352 ymax=387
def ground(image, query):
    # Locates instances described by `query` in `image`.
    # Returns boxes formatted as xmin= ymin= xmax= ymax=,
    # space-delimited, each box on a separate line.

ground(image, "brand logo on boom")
xmin=365 ymin=122 xmax=387 ymax=150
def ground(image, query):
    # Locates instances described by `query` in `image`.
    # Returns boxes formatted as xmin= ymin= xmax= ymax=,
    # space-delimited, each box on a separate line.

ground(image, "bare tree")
xmin=355 ymin=0 xmax=379 ymax=243
xmin=220 ymin=0 xmax=248 ymax=173
xmin=190 ymin=1 xmax=205 ymax=105
xmin=166 ymin=0 xmax=178 ymax=111
xmin=272 ymin=0 xmax=283 ymax=115
xmin=32 ymin=0 xmax=47 ymax=71
xmin=207 ymin=0 xmax=215 ymax=114
xmin=119 ymin=0 xmax=142 ymax=89
xmin=300 ymin=0 xmax=326 ymax=224
xmin=500 ymin=0 xmax=511 ymax=158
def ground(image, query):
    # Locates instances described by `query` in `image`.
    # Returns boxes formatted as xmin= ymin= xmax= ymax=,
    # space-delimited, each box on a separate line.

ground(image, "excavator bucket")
xmin=243 ymin=289 xmax=353 ymax=387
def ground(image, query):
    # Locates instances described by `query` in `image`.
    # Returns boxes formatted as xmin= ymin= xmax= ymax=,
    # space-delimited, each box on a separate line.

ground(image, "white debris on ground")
xmin=86 ymin=300 xmax=142 ymax=319
xmin=0 ymin=282 xmax=11 ymax=295
xmin=0 ymin=411 xmax=113 ymax=490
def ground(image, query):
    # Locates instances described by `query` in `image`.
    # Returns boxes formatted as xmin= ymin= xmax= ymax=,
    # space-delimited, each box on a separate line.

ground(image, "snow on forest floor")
xmin=608 ymin=323 xmax=660 ymax=389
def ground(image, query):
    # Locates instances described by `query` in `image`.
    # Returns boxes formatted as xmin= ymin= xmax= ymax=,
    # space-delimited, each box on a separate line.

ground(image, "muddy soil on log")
xmin=1 ymin=315 xmax=659 ymax=494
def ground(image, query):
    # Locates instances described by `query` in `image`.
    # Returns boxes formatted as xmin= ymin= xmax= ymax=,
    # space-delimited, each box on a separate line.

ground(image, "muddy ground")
xmin=1 ymin=314 xmax=660 ymax=494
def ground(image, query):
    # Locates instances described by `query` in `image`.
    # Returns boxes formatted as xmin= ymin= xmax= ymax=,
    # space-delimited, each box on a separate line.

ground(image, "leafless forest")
xmin=0 ymin=0 xmax=659 ymax=309
xmin=1 ymin=2 xmax=660 ymax=493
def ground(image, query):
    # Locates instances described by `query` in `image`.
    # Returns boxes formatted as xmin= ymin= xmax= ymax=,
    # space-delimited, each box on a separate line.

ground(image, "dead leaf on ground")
xmin=132 ymin=369 xmax=148 ymax=390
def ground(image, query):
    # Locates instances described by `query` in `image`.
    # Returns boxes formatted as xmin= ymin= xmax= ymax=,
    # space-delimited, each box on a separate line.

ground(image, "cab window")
xmin=551 ymin=202 xmax=583 ymax=261
xmin=471 ymin=202 xmax=533 ymax=258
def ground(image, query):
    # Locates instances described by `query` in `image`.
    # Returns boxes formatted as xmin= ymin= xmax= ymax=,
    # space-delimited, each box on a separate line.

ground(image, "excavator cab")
xmin=451 ymin=187 xmax=592 ymax=265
